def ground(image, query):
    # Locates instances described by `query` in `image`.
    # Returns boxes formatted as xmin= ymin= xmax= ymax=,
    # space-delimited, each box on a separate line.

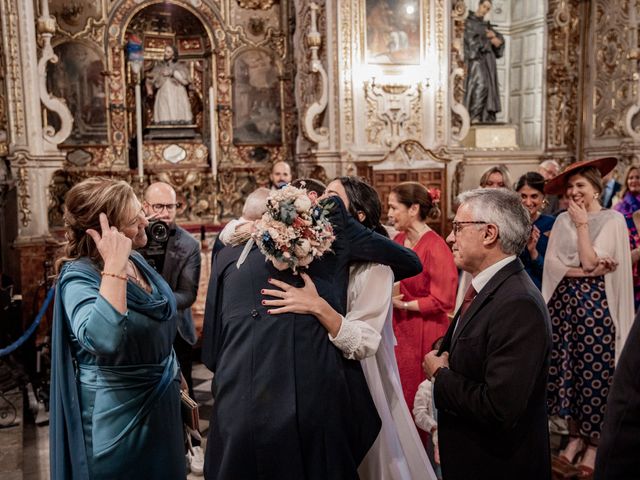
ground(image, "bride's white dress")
xmin=329 ymin=263 xmax=437 ymax=480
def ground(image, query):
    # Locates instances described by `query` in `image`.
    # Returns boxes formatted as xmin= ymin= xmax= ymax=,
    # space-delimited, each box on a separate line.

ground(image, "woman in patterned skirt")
xmin=542 ymin=158 xmax=634 ymax=478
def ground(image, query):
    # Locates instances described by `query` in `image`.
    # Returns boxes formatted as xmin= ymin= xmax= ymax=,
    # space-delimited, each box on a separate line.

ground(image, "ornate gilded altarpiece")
xmin=44 ymin=0 xmax=295 ymax=227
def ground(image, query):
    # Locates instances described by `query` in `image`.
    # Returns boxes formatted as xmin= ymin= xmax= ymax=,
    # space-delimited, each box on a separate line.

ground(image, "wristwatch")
xmin=432 ymin=365 xmax=448 ymax=380
xmin=403 ymin=301 xmax=409 ymax=309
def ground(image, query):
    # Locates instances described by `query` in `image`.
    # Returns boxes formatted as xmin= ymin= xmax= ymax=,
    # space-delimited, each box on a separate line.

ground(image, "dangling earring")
xmin=594 ymin=192 xmax=600 ymax=200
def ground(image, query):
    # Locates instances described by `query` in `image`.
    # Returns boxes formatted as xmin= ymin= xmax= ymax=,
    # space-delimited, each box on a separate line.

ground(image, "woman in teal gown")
xmin=50 ymin=178 xmax=185 ymax=479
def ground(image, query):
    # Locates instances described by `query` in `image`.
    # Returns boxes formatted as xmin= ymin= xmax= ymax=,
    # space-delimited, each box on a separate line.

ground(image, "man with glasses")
xmin=422 ymin=188 xmax=552 ymax=480
xmin=143 ymin=182 xmax=203 ymax=475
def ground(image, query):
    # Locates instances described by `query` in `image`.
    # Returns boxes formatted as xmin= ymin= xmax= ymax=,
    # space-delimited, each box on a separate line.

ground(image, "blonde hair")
xmin=55 ymin=177 xmax=138 ymax=273
xmin=479 ymin=165 xmax=513 ymax=190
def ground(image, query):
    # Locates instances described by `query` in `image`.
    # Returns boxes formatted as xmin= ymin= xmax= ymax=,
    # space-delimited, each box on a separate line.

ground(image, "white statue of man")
xmin=145 ymin=45 xmax=193 ymax=124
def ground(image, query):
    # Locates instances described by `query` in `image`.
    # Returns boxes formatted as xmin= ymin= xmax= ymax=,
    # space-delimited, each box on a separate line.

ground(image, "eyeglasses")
xmin=150 ymin=203 xmax=181 ymax=213
xmin=452 ymin=221 xmax=488 ymax=235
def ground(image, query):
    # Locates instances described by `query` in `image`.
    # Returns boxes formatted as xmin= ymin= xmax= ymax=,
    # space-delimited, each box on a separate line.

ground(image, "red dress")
xmin=393 ymin=230 xmax=457 ymax=413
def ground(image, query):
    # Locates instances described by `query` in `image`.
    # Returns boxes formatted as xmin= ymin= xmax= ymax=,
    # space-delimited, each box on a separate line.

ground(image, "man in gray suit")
xmin=143 ymin=182 xmax=202 ymax=472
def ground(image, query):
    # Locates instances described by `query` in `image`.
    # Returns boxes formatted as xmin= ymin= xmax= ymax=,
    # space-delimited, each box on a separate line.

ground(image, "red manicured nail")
xmin=261 ymin=289 xmax=265 ymax=294
xmin=261 ymin=300 xmax=266 ymax=305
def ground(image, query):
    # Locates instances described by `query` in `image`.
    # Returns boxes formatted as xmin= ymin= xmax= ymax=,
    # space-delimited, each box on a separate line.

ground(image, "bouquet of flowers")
xmin=253 ymin=184 xmax=335 ymax=272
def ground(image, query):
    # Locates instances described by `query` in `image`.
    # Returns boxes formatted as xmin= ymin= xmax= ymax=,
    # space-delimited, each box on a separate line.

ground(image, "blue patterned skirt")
xmin=547 ymin=276 xmax=616 ymax=441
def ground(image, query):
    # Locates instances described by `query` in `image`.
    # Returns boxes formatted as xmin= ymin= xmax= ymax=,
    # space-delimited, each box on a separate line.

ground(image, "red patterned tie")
xmin=459 ymin=285 xmax=477 ymax=318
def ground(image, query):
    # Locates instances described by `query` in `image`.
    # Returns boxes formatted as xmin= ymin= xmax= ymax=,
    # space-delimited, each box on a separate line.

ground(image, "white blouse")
xmin=330 ymin=263 xmax=436 ymax=480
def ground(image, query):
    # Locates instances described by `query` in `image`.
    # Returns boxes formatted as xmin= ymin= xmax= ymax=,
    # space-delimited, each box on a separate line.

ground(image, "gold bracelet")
xmin=574 ymin=222 xmax=588 ymax=228
xmin=101 ymin=271 xmax=127 ymax=281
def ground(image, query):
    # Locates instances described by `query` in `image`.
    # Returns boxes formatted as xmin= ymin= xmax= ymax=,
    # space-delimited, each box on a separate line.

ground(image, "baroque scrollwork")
xmin=364 ymin=81 xmax=422 ymax=149
xmin=301 ymin=3 xmax=329 ymax=145
xmin=237 ymin=0 xmax=276 ymax=10
xmin=38 ymin=6 xmax=74 ymax=147
xmin=546 ymin=0 xmax=581 ymax=152
xmin=15 ymin=159 xmax=31 ymax=227
xmin=592 ymin=0 xmax=634 ymax=139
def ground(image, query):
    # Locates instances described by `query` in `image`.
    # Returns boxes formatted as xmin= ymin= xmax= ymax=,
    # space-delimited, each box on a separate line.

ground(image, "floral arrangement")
xmin=427 ymin=187 xmax=441 ymax=205
xmin=253 ymin=184 xmax=335 ymax=272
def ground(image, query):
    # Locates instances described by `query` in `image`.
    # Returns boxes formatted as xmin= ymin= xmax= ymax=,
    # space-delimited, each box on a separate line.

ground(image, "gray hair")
xmin=457 ymin=188 xmax=531 ymax=255
xmin=242 ymin=187 xmax=271 ymax=220
xmin=539 ymin=159 xmax=560 ymax=171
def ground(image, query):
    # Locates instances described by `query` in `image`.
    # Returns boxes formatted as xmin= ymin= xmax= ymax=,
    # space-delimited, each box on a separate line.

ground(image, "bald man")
xmin=143 ymin=182 xmax=203 ymax=473
xmin=269 ymin=161 xmax=292 ymax=189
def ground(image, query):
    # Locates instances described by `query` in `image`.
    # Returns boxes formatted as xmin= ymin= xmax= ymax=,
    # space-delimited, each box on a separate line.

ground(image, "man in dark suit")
xmin=202 ymin=194 xmax=422 ymax=480
xmin=422 ymin=188 xmax=551 ymax=480
xmin=143 ymin=182 xmax=202 ymax=472
xmin=594 ymin=312 xmax=640 ymax=479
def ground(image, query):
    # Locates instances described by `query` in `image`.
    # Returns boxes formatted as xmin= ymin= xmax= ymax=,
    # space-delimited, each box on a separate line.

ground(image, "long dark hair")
xmin=334 ymin=176 xmax=388 ymax=237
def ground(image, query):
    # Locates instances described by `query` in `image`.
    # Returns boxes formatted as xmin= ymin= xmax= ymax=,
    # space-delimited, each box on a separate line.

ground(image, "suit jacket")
xmin=161 ymin=226 xmax=201 ymax=345
xmin=201 ymin=196 xmax=422 ymax=480
xmin=595 ymin=311 xmax=640 ymax=479
xmin=434 ymin=259 xmax=551 ymax=480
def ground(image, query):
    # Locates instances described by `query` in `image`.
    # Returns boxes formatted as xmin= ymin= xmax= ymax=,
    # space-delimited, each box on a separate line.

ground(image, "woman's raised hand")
xmin=567 ymin=198 xmax=588 ymax=225
xmin=527 ymin=225 xmax=541 ymax=257
xmin=86 ymin=213 xmax=131 ymax=274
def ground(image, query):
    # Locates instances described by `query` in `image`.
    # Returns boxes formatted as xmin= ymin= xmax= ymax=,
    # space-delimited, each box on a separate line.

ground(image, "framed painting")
xmin=46 ymin=42 xmax=108 ymax=145
xmin=365 ymin=0 xmax=421 ymax=65
xmin=232 ymin=50 xmax=282 ymax=146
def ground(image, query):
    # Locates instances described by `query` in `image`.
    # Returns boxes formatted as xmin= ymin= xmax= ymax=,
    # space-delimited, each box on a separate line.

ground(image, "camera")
xmin=139 ymin=220 xmax=170 ymax=272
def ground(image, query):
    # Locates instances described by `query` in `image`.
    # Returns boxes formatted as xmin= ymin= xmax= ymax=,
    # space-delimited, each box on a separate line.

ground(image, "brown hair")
xmin=55 ymin=177 xmax=138 ymax=272
xmin=621 ymin=165 xmax=640 ymax=197
xmin=566 ymin=166 xmax=604 ymax=195
xmin=391 ymin=181 xmax=440 ymax=221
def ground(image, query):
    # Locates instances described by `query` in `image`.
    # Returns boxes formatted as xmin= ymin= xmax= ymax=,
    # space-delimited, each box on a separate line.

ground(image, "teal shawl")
xmin=49 ymin=252 xmax=177 ymax=479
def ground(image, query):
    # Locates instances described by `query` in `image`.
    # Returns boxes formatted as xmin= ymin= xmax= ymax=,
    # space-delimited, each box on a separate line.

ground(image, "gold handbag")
xmin=180 ymin=390 xmax=200 ymax=431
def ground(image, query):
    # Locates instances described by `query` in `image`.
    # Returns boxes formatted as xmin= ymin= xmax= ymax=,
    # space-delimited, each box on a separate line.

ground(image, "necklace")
xmin=127 ymin=260 xmax=151 ymax=293
xmin=406 ymin=224 xmax=430 ymax=248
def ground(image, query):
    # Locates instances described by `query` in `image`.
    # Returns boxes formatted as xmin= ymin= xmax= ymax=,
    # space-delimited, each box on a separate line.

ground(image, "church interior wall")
xmin=2 ymin=0 xmax=640 ymax=325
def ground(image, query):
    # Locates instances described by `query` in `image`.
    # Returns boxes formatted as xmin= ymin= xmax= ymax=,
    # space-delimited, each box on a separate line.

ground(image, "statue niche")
xmin=126 ymin=4 xmax=210 ymax=141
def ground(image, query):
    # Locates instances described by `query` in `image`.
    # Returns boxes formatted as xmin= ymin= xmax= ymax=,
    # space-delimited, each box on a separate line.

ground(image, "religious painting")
xmin=49 ymin=0 xmax=103 ymax=35
xmin=46 ymin=42 xmax=108 ymax=145
xmin=232 ymin=50 xmax=282 ymax=145
xmin=365 ymin=0 xmax=421 ymax=64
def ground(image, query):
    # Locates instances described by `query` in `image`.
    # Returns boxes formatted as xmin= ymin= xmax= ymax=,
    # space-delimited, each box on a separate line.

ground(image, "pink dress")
xmin=393 ymin=231 xmax=457 ymax=414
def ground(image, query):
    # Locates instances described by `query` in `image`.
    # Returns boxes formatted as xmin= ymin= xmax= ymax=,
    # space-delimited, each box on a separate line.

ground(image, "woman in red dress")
xmin=388 ymin=182 xmax=458 ymax=415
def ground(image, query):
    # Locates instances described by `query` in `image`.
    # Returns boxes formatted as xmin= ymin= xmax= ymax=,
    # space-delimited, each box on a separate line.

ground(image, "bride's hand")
xmin=262 ymin=272 xmax=323 ymax=315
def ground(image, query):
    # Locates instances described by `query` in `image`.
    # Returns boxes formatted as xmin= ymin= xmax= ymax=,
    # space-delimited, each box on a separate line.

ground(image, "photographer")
xmin=142 ymin=182 xmax=203 ymax=474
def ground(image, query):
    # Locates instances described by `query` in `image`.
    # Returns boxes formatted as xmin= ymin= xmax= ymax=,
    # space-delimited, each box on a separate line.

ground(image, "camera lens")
xmin=148 ymin=221 xmax=169 ymax=243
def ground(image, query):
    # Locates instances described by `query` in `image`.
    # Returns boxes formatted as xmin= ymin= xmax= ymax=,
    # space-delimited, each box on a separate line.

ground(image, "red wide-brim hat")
xmin=543 ymin=157 xmax=618 ymax=195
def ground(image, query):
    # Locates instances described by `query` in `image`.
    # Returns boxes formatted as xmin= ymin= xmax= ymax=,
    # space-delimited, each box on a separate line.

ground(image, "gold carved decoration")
xmin=592 ymin=0 xmax=634 ymax=139
xmin=364 ymin=80 xmax=422 ymax=148
xmin=15 ymin=158 xmax=31 ymax=227
xmin=449 ymin=0 xmax=470 ymax=142
xmin=341 ymin=0 xmax=354 ymax=144
xmin=546 ymin=0 xmax=581 ymax=152
xmin=237 ymin=0 xmax=276 ymax=10
xmin=4 ymin=0 xmax=25 ymax=140
xmin=0 ymin=9 xmax=7 ymax=157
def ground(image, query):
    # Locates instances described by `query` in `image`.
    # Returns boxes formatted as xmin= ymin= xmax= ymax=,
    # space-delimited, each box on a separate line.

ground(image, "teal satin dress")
xmin=50 ymin=252 xmax=185 ymax=479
